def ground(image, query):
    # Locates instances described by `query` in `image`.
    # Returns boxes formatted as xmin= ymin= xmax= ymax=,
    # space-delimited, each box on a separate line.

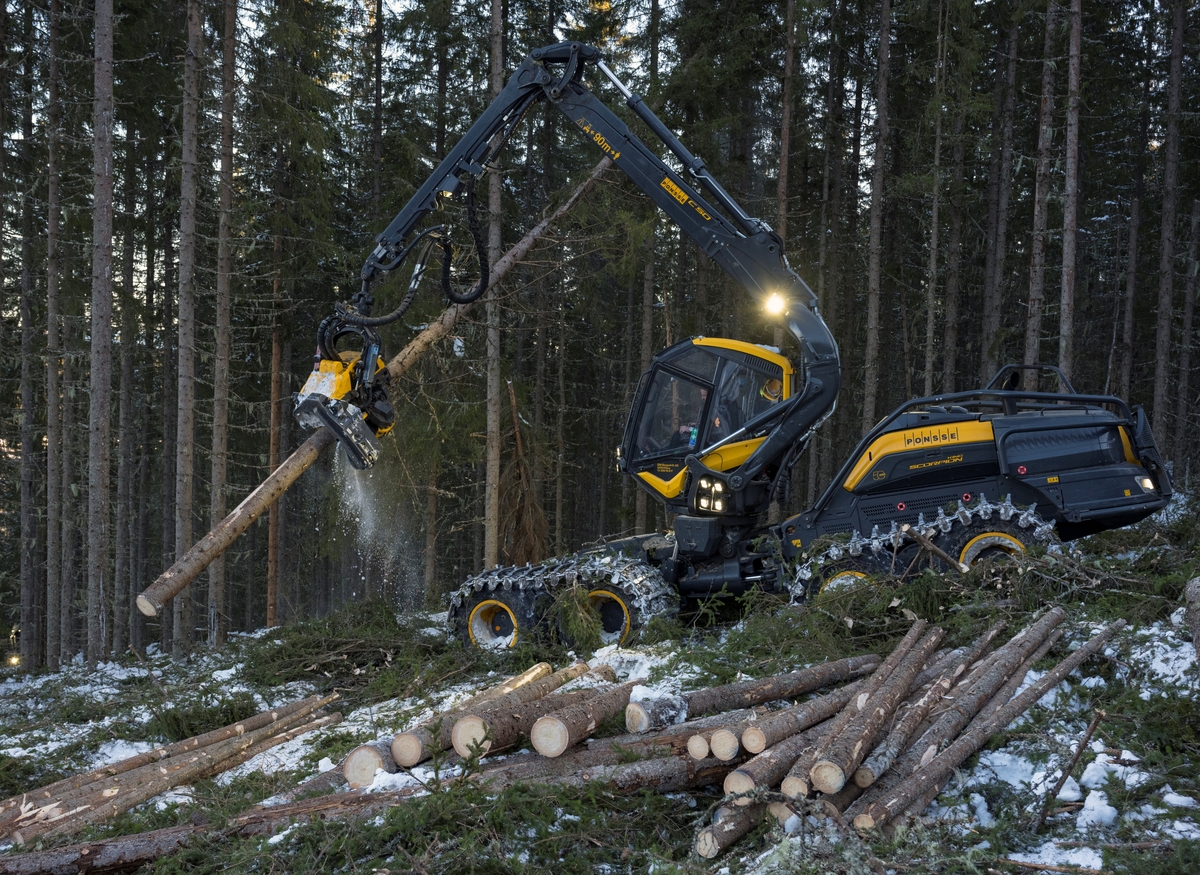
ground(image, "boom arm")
xmin=353 ymin=42 xmax=840 ymax=488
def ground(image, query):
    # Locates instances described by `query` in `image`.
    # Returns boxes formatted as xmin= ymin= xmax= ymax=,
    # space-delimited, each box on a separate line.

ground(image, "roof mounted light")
xmin=765 ymin=293 xmax=786 ymax=316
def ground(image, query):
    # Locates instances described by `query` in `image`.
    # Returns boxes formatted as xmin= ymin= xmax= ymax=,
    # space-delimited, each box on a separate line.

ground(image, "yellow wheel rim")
xmin=820 ymin=569 xmax=871 ymax=594
xmin=467 ymin=599 xmax=519 ymax=649
xmin=588 ymin=589 xmax=632 ymax=644
xmin=959 ymin=532 xmax=1025 ymax=567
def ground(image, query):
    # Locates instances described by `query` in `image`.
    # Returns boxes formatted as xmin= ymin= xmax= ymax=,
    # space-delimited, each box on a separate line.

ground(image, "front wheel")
xmin=934 ymin=498 xmax=1057 ymax=569
xmin=450 ymin=586 xmax=544 ymax=650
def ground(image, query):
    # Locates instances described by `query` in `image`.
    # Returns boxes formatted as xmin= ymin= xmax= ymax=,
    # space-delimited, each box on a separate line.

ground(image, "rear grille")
xmin=862 ymin=493 xmax=961 ymax=525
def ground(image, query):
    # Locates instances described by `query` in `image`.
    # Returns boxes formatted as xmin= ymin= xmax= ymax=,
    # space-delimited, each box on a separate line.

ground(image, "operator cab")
xmin=619 ymin=337 xmax=796 ymax=515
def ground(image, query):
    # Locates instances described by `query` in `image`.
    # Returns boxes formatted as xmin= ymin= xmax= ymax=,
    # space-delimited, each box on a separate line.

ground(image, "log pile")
xmin=0 ymin=610 xmax=1129 ymax=871
xmin=0 ymin=694 xmax=341 ymax=845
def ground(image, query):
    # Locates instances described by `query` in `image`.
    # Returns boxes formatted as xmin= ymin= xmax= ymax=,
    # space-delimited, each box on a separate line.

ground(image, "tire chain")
xmin=790 ymin=494 xmax=1057 ymax=601
xmin=448 ymin=551 xmax=679 ymax=629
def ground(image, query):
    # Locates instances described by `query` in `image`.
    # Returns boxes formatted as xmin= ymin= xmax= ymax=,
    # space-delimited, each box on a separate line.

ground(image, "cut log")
xmin=974 ymin=628 xmax=1064 ymax=726
xmin=342 ymin=740 xmax=397 ymax=790
xmin=555 ymin=754 xmax=737 ymax=794
xmin=708 ymin=728 xmax=743 ymax=761
xmin=767 ymin=800 xmax=797 ymax=826
xmin=781 ymin=621 xmax=928 ymax=797
xmin=197 ymin=713 xmax=342 ymax=780
xmin=8 ymin=701 xmax=336 ymax=845
xmin=725 ymin=722 xmax=827 ymax=804
xmin=852 ymin=619 xmax=1126 ymax=832
xmin=451 ymin=687 xmax=600 ymax=757
xmin=816 ymin=781 xmax=864 ymax=818
xmin=695 ymin=804 xmax=766 ymax=859
xmin=624 ymin=694 xmax=686 ymax=733
xmin=0 ymin=693 xmax=336 ymax=826
xmin=531 ymin=682 xmax=635 ymax=757
xmin=1185 ymin=578 xmax=1200 ymax=644
xmin=589 ymin=707 xmax=761 ymax=753
xmin=687 ymin=734 xmax=711 ymax=760
xmin=810 ymin=626 xmax=944 ymax=794
xmin=390 ymin=661 xmax=554 ymax=766
xmin=741 ymin=680 xmax=864 ymax=755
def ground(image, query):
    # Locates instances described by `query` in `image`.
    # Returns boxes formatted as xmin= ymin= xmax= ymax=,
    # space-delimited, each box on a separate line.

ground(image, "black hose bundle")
xmin=441 ymin=175 xmax=489 ymax=305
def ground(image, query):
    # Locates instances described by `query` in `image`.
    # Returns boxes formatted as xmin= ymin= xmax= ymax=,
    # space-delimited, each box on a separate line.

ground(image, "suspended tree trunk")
xmin=44 ymin=0 xmax=62 ymax=670
xmin=1058 ymin=0 xmax=1081 ymax=384
xmin=209 ymin=0 xmax=237 ymax=646
xmin=862 ymin=0 xmax=892 ymax=433
xmin=173 ymin=0 xmax=202 ymax=656
xmin=1173 ymin=201 xmax=1200 ymax=461
xmin=18 ymin=0 xmax=40 ymax=668
xmin=1153 ymin=0 xmax=1184 ymax=445
xmin=923 ymin=0 xmax=946 ymax=397
xmin=981 ymin=20 xmax=1018 ymax=383
xmin=484 ymin=0 xmax=504 ymax=567
xmin=1022 ymin=0 xmax=1060 ymax=391
xmin=88 ymin=0 xmax=116 ymax=664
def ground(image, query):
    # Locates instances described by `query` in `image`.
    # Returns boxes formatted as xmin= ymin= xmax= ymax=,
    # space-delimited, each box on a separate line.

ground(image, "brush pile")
xmin=0 ymin=694 xmax=340 ymax=846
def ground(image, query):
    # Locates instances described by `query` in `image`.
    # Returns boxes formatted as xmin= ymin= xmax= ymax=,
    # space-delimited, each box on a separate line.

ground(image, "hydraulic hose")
xmin=441 ymin=176 xmax=489 ymax=305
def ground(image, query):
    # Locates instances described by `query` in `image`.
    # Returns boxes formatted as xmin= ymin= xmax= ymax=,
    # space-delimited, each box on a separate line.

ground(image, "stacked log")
xmin=386 ymin=661 xmax=557 ymax=769
xmin=531 ymin=682 xmax=637 ymax=757
xmin=624 ymin=653 xmax=880 ymax=733
xmin=2 ymin=693 xmax=340 ymax=845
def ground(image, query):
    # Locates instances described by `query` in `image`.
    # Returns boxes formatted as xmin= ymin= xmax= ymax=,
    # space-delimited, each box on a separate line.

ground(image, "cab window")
xmin=632 ymin=370 xmax=710 ymax=460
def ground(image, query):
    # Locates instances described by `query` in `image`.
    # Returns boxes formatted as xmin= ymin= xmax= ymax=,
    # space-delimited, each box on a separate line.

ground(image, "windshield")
xmin=631 ymin=370 xmax=710 ymax=460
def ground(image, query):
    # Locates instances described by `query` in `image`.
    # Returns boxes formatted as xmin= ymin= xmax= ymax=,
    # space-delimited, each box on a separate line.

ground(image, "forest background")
xmin=0 ymin=0 xmax=1197 ymax=668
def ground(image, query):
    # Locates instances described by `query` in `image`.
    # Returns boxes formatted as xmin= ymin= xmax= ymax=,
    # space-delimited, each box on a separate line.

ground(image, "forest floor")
xmin=1 ymin=501 xmax=1198 ymax=875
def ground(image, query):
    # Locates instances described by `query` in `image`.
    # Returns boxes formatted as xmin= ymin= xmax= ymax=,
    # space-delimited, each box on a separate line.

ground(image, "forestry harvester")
xmin=294 ymin=43 xmax=1172 ymax=651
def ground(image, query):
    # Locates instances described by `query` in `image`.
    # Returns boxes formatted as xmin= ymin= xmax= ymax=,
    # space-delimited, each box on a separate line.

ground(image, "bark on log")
xmin=451 ymin=687 xmax=600 ymax=757
xmin=624 ymin=653 xmax=879 ymax=734
xmin=741 ymin=680 xmax=864 ymax=755
xmin=531 ymin=682 xmax=636 ymax=757
xmin=810 ymin=627 xmax=944 ymax=794
xmin=1183 ymin=578 xmax=1200 ymax=645
xmin=8 ymin=700 xmax=336 ymax=844
xmin=550 ymin=754 xmax=738 ymax=794
xmin=854 ymin=623 xmax=1004 ymax=788
xmin=1 ymin=694 xmax=339 ymax=842
xmin=974 ymin=629 xmax=1064 ymax=727
xmin=852 ymin=619 xmax=1126 ymax=832
xmin=402 ymin=660 xmax=589 ymax=763
xmin=817 ymin=781 xmax=864 ymax=818
xmin=725 ymin=723 xmax=827 ymax=804
xmin=390 ymin=661 xmax=553 ymax=766
xmin=590 ymin=707 xmax=761 ymax=753
xmin=767 ymin=800 xmax=796 ymax=825
xmin=624 ymin=695 xmax=686 ymax=733
xmin=197 ymin=713 xmax=342 ymax=780
xmin=0 ymin=694 xmax=334 ymax=826
xmin=343 ymin=739 xmax=396 ymax=790
xmin=135 ymin=158 xmax=613 ymax=614
xmin=695 ymin=804 xmax=766 ymax=859
xmin=781 ymin=621 xmax=928 ymax=797
xmin=695 ymin=715 xmax=763 ymax=762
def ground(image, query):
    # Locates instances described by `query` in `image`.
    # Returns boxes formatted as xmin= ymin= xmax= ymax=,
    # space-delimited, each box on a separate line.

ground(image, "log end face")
xmin=135 ymin=594 xmax=159 ymax=617
xmin=853 ymin=766 xmax=876 ymax=788
xmin=722 ymin=769 xmax=755 ymax=804
xmin=625 ymin=703 xmax=650 ymax=734
xmin=741 ymin=727 xmax=766 ymax=755
xmin=810 ymin=760 xmax=846 ymax=796
xmin=767 ymin=801 xmax=795 ymax=826
xmin=451 ymin=716 xmax=489 ymax=759
xmin=390 ymin=733 xmax=424 ymax=768
xmin=343 ymin=745 xmax=384 ymax=790
xmin=695 ymin=828 xmax=721 ymax=859
xmin=852 ymin=812 xmax=876 ymax=832
xmin=530 ymin=717 xmax=569 ymax=758
xmin=686 ymin=735 xmax=710 ymax=760
xmin=780 ymin=775 xmax=806 ymax=799
xmin=709 ymin=730 xmax=740 ymax=762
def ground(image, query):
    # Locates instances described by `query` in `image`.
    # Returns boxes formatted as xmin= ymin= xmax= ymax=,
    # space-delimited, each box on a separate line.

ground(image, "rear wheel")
xmin=935 ymin=499 xmax=1056 ymax=569
xmin=588 ymin=586 xmax=635 ymax=645
xmin=450 ymin=587 xmax=544 ymax=650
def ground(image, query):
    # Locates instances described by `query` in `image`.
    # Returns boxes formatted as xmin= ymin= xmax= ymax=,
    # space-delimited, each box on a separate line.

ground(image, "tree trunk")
xmin=88 ymin=0 xmax=116 ymax=664
xmin=1172 ymin=201 xmax=1200 ymax=458
xmin=452 ymin=688 xmax=601 ymax=758
xmin=1058 ymin=0 xmax=1081 ymax=383
xmin=484 ymin=0 xmax=504 ymax=567
xmin=372 ymin=0 xmax=383 ymax=218
xmin=114 ymin=137 xmax=136 ymax=658
xmin=531 ymin=682 xmax=636 ymax=757
xmin=695 ymin=805 xmax=766 ymax=859
xmin=343 ymin=740 xmax=396 ymax=790
xmin=1153 ymin=0 xmax=1184 ymax=444
xmin=725 ymin=723 xmax=827 ymax=803
xmin=424 ymin=459 xmax=439 ymax=600
xmin=852 ymin=620 xmax=1126 ymax=832
xmin=636 ymin=233 xmax=654 ymax=533
xmin=18 ymin=0 xmax=39 ymax=668
xmin=267 ymin=320 xmax=282 ymax=627
xmin=61 ymin=324 xmax=77 ymax=661
xmin=923 ymin=0 xmax=946 ymax=397
xmin=982 ymin=21 xmax=1019 ymax=383
xmin=389 ymin=662 xmax=553 ymax=766
xmin=811 ymin=628 xmax=944 ymax=794
xmin=172 ymin=0 xmax=203 ymax=655
xmin=741 ymin=678 xmax=863 ymax=755
xmin=942 ymin=112 xmax=965 ymax=393
xmin=861 ymin=0 xmax=892 ymax=433
xmin=43 ymin=0 xmax=62 ymax=670
xmin=158 ymin=151 xmax=176 ymax=653
xmin=1022 ymin=0 xmax=1060 ymax=390
xmin=209 ymin=0 xmax=236 ymax=646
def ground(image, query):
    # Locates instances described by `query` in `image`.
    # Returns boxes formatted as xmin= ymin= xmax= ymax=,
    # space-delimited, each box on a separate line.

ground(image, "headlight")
xmin=695 ymin=478 xmax=728 ymax=514
xmin=1136 ymin=476 xmax=1156 ymax=493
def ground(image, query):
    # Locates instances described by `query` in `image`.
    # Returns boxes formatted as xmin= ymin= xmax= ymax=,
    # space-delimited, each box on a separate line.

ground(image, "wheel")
xmin=588 ymin=585 xmax=636 ymax=645
xmin=793 ymin=550 xmax=888 ymax=602
xmin=934 ymin=497 xmax=1057 ymax=569
xmin=449 ymin=586 xmax=544 ymax=650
